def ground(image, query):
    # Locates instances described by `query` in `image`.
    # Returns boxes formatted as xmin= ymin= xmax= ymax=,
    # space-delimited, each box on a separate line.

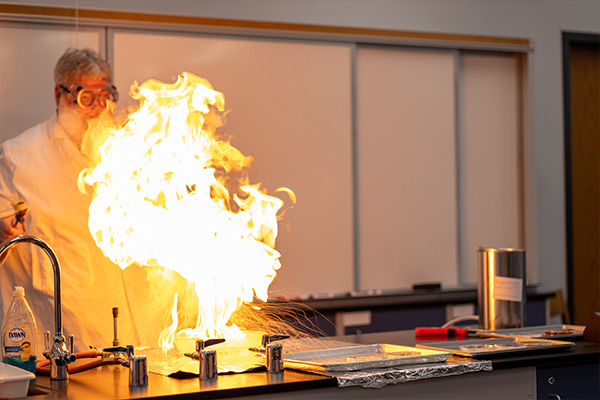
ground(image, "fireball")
xmin=79 ymin=72 xmax=290 ymax=346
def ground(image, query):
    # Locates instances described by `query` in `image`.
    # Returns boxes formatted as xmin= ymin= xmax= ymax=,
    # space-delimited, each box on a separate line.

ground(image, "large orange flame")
xmin=79 ymin=72 xmax=288 ymax=346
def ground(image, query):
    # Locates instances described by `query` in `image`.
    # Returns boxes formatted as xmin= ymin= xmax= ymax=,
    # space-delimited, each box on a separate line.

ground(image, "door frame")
xmin=562 ymin=31 xmax=600 ymax=320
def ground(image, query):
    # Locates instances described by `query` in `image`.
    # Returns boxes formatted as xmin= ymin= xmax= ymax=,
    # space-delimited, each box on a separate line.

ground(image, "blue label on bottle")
xmin=8 ymin=328 xmax=26 ymax=342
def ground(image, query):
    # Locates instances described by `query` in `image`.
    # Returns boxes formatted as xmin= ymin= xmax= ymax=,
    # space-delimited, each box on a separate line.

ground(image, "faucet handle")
xmin=67 ymin=334 xmax=74 ymax=355
xmin=103 ymin=345 xmax=127 ymax=353
xmin=196 ymin=338 xmax=225 ymax=352
xmin=44 ymin=331 xmax=52 ymax=355
xmin=261 ymin=334 xmax=290 ymax=347
xmin=126 ymin=345 xmax=134 ymax=358
xmin=103 ymin=344 xmax=134 ymax=359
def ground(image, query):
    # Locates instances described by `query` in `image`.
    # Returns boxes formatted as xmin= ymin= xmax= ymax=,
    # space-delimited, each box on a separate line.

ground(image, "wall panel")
xmin=0 ymin=23 xmax=101 ymax=142
xmin=458 ymin=52 xmax=522 ymax=283
xmin=356 ymin=47 xmax=459 ymax=290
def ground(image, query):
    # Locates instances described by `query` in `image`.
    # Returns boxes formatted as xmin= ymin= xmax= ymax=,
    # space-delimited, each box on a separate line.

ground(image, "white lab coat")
xmin=0 ymin=113 xmax=147 ymax=355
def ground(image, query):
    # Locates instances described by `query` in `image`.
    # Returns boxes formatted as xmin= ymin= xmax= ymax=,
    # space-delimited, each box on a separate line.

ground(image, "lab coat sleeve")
xmin=0 ymin=147 xmax=25 ymax=218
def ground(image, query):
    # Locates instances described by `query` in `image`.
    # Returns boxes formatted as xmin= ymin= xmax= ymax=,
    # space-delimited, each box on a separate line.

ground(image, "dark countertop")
xmin=27 ymin=366 xmax=335 ymax=400
xmin=23 ymin=330 xmax=599 ymax=400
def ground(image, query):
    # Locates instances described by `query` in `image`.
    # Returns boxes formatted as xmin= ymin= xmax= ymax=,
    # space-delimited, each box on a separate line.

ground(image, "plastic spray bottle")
xmin=1 ymin=286 xmax=37 ymax=374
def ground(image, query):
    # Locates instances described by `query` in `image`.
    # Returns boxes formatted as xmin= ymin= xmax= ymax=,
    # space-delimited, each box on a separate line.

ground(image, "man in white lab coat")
xmin=0 ymin=48 xmax=143 ymax=355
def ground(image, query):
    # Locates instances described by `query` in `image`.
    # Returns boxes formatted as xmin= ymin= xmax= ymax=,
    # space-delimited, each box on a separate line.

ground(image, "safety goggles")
xmin=60 ymin=83 xmax=119 ymax=109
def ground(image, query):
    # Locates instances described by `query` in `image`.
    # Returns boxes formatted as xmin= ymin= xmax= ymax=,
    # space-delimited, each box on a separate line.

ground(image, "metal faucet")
xmin=103 ymin=345 xmax=148 ymax=386
xmin=184 ymin=338 xmax=225 ymax=380
xmin=0 ymin=235 xmax=76 ymax=380
xmin=261 ymin=334 xmax=290 ymax=374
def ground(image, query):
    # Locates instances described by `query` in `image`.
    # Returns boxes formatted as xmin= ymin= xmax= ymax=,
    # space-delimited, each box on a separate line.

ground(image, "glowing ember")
xmin=79 ymin=72 xmax=290 ymax=348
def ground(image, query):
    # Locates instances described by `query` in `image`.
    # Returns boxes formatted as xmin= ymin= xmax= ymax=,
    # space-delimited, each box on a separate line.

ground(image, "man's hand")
xmin=0 ymin=215 xmax=24 ymax=243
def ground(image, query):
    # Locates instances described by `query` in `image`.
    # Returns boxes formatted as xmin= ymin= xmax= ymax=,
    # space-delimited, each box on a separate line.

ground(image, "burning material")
xmin=79 ymin=72 xmax=292 ymax=349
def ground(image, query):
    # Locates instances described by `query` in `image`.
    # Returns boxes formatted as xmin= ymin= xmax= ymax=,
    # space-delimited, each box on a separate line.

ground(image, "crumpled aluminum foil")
xmin=331 ymin=357 xmax=492 ymax=389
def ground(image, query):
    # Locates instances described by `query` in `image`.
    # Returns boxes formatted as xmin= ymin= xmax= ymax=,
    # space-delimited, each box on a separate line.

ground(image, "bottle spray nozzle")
xmin=13 ymin=286 xmax=24 ymax=298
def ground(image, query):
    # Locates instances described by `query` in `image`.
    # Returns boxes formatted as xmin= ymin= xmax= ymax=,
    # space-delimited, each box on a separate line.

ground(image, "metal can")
xmin=478 ymin=247 xmax=527 ymax=330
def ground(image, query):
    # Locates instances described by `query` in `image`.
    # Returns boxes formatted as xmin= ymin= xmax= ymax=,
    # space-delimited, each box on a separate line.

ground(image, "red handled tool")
xmin=414 ymin=327 xmax=470 ymax=336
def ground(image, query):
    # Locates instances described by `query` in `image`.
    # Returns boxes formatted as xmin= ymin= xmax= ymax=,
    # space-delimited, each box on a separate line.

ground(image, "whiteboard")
xmin=356 ymin=47 xmax=459 ymax=290
xmin=458 ymin=52 xmax=522 ymax=284
xmin=112 ymin=31 xmax=354 ymax=297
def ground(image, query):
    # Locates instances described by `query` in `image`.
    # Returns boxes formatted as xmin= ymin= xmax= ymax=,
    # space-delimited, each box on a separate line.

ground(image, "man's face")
xmin=55 ymin=78 xmax=115 ymax=146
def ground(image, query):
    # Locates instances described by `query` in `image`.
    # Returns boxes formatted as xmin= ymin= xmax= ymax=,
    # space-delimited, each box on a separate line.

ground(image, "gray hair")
xmin=54 ymin=48 xmax=113 ymax=86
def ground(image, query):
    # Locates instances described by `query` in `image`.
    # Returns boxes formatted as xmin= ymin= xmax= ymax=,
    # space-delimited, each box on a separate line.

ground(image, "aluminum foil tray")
xmin=478 ymin=324 xmax=585 ymax=340
xmin=416 ymin=336 xmax=575 ymax=358
xmin=283 ymin=344 xmax=451 ymax=373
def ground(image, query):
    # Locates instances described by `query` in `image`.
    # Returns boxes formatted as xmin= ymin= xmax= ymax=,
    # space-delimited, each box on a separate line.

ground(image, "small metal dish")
xmin=478 ymin=324 xmax=584 ymax=340
xmin=416 ymin=337 xmax=574 ymax=358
